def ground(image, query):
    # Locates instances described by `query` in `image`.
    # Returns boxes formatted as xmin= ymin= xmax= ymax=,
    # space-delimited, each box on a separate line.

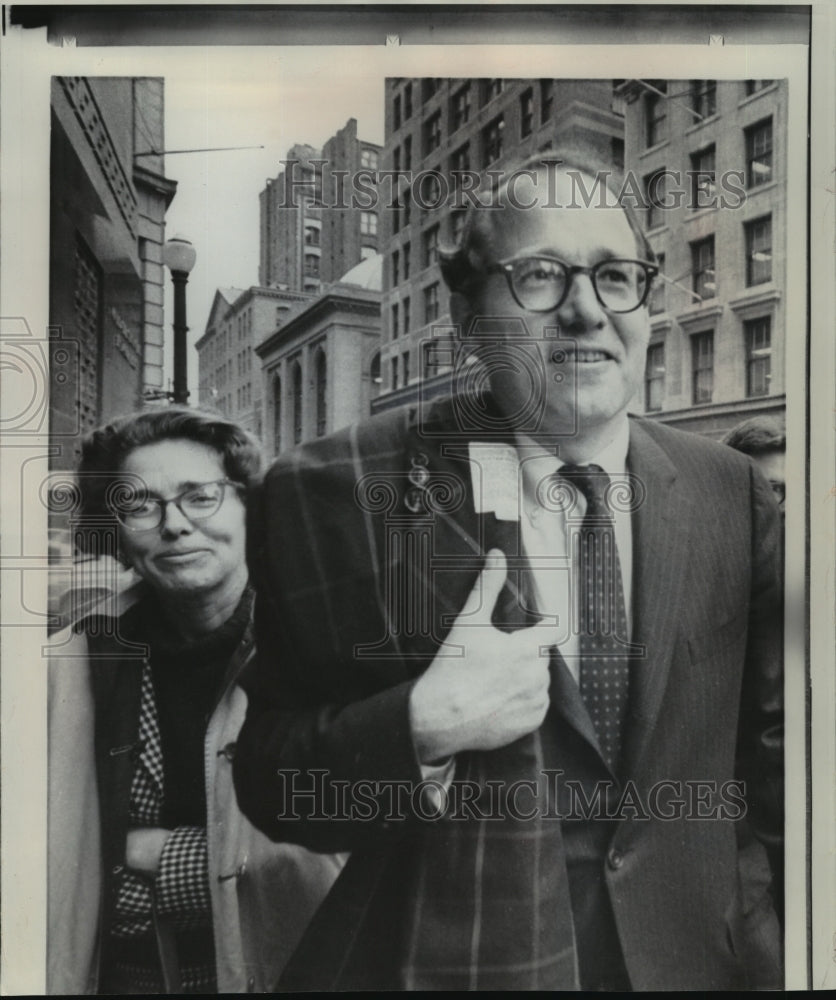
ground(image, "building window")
xmin=645 ymin=88 xmax=667 ymax=148
xmin=611 ymin=137 xmax=625 ymax=171
xmin=393 ymin=94 xmax=402 ymax=130
xmin=424 ymin=283 xmax=440 ymax=324
xmin=690 ymin=80 xmax=717 ymax=120
xmin=520 ymin=88 xmax=534 ymax=138
xmin=360 ymin=211 xmax=378 ymax=236
xmin=644 ymin=168 xmax=667 ymax=229
xmin=482 ymin=115 xmax=505 ymax=166
xmin=452 ymin=84 xmax=471 ymax=130
xmin=481 ymin=79 xmax=503 ymax=105
xmin=424 ymin=225 xmax=440 ymax=268
xmin=540 ymin=79 xmax=554 ymax=123
xmin=690 ymin=145 xmax=716 ymax=210
xmin=304 ymin=225 xmax=319 ymax=245
xmin=403 ymin=296 xmax=411 ymax=334
xmin=649 ymin=252 xmax=665 ymax=315
xmin=451 ymin=142 xmax=470 ymax=176
xmin=392 ymin=249 xmax=400 ymax=286
xmin=691 ymin=236 xmax=716 ymax=300
xmin=746 ymin=118 xmax=773 ymax=188
xmin=745 ymin=317 xmax=772 ymax=396
xmin=403 ymin=242 xmax=411 ymax=279
xmin=450 ymin=209 xmax=466 ymax=245
xmin=745 ymin=216 xmax=773 ymax=285
xmin=361 ymin=148 xmax=378 ymax=169
xmin=691 ymin=331 xmax=714 ymax=404
xmin=315 ymin=349 xmax=327 ymax=437
xmin=392 ymin=355 xmax=399 ymax=390
xmin=393 ymin=146 xmax=401 ymax=174
xmin=422 ymin=78 xmax=441 ymax=103
xmin=404 ymin=82 xmax=413 ymax=119
xmin=745 ymin=80 xmax=773 ymax=96
xmin=417 ymin=167 xmax=443 ymax=211
xmin=292 ymin=361 xmax=303 ymax=445
xmin=391 ymin=302 xmax=399 ymax=341
xmin=645 ymin=342 xmax=665 ymax=412
xmin=304 ymin=253 xmax=320 ymax=277
xmin=403 ymin=135 xmax=412 ymax=170
xmin=370 ymin=351 xmax=381 ymax=393
xmin=423 ymin=111 xmax=442 ymax=156
xmin=403 ymin=350 xmax=410 ymax=386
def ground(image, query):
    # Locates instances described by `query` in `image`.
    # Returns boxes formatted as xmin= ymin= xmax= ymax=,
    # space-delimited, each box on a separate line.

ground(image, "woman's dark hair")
xmin=76 ymin=406 xmax=262 ymax=555
xmin=721 ymin=416 xmax=786 ymax=458
xmin=439 ymin=149 xmax=657 ymax=297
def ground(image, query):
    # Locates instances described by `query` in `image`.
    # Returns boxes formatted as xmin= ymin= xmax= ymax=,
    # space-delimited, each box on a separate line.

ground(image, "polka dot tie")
xmin=558 ymin=464 xmax=630 ymax=774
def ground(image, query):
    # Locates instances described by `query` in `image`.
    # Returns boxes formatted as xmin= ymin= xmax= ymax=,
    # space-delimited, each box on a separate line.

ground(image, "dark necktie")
xmin=557 ymin=464 xmax=630 ymax=773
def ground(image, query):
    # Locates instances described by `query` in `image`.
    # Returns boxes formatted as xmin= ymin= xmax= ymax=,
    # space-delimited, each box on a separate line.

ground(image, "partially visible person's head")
xmin=439 ymin=151 xmax=658 ymax=452
xmin=78 ymin=407 xmax=262 ymax=597
xmin=722 ymin=416 xmax=786 ymax=512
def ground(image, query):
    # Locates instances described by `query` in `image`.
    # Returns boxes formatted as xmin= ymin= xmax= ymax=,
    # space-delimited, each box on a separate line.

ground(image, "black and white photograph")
xmin=0 ymin=2 xmax=833 ymax=993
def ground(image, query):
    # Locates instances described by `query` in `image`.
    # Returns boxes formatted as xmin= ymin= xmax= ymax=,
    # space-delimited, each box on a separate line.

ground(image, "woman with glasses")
xmin=48 ymin=407 xmax=342 ymax=994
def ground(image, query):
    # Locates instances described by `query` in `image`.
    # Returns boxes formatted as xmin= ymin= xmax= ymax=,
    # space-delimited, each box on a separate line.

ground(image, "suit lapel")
xmin=621 ymin=419 xmax=693 ymax=779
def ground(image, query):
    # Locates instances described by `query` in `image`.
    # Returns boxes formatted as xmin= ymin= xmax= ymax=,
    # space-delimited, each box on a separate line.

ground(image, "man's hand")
xmin=409 ymin=550 xmax=551 ymax=763
xmin=125 ymin=827 xmax=172 ymax=877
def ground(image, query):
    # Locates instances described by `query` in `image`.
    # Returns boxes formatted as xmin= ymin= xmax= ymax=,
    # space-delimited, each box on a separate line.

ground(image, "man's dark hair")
xmin=721 ymin=416 xmax=786 ymax=457
xmin=76 ymin=406 xmax=262 ymax=555
xmin=439 ymin=150 xmax=657 ymax=296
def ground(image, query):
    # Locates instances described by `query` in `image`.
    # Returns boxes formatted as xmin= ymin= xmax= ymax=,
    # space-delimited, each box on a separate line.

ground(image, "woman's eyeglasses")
xmin=111 ymin=479 xmax=243 ymax=531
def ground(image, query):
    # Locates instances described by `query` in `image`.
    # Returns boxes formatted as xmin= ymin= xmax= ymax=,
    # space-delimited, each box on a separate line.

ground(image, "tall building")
xmin=259 ymin=122 xmax=382 ymax=293
xmin=259 ymin=143 xmax=323 ymax=293
xmin=619 ymin=78 xmax=787 ymax=437
xmin=195 ymin=285 xmax=312 ymax=439
xmin=375 ymin=78 xmax=625 ymax=412
xmin=49 ymin=76 xmax=177 ymax=469
xmin=321 ymin=118 xmax=382 ymax=281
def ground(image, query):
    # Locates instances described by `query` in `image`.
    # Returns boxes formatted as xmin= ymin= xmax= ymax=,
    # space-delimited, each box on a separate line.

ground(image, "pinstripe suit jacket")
xmin=234 ymin=395 xmax=783 ymax=990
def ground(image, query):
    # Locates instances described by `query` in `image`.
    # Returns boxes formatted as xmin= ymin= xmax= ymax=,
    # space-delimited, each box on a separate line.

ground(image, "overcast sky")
xmin=159 ymin=52 xmax=386 ymax=394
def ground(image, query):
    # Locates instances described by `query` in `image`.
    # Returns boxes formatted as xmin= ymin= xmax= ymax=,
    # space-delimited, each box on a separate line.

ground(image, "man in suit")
xmin=234 ymin=153 xmax=783 ymax=990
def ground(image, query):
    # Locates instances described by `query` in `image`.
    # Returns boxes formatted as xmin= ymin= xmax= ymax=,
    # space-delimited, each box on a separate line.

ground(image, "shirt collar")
xmin=468 ymin=417 xmax=631 ymax=520
xmin=517 ymin=417 xmax=630 ymax=496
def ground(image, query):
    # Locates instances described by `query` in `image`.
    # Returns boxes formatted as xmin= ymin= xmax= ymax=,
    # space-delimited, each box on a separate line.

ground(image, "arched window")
xmin=315 ymin=349 xmax=327 ymax=437
xmin=369 ymin=351 xmax=381 ymax=400
xmin=292 ymin=361 xmax=303 ymax=445
xmin=273 ymin=374 xmax=282 ymax=455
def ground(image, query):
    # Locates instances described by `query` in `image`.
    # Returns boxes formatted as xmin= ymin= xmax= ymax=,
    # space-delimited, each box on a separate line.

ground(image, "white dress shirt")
xmin=469 ymin=418 xmax=633 ymax=684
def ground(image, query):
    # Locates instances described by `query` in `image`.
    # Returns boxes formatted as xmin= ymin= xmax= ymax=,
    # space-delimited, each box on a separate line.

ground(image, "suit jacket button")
xmin=607 ymin=848 xmax=623 ymax=871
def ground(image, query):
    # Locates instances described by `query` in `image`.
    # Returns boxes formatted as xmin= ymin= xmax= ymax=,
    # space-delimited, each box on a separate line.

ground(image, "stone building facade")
xmin=49 ymin=76 xmax=177 ymax=470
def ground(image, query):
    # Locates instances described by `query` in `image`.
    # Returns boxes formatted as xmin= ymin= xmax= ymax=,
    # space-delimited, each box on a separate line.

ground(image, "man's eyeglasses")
xmin=768 ymin=480 xmax=786 ymax=505
xmin=486 ymin=256 xmax=659 ymax=314
xmin=111 ymin=479 xmax=243 ymax=531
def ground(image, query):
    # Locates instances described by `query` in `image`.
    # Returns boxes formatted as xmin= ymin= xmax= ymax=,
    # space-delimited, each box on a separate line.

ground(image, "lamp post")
xmin=162 ymin=235 xmax=196 ymax=405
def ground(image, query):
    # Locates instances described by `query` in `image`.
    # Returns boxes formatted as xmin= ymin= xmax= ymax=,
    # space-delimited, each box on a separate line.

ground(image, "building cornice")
xmin=256 ymin=288 xmax=381 ymax=357
xmin=675 ymin=302 xmax=724 ymax=330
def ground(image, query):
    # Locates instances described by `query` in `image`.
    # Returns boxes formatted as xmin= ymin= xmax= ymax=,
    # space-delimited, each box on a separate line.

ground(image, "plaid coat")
xmin=234 ymin=395 xmax=783 ymax=990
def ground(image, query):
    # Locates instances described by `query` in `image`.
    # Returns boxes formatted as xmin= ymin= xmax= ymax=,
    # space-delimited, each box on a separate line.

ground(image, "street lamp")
xmin=162 ymin=235 xmax=196 ymax=405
